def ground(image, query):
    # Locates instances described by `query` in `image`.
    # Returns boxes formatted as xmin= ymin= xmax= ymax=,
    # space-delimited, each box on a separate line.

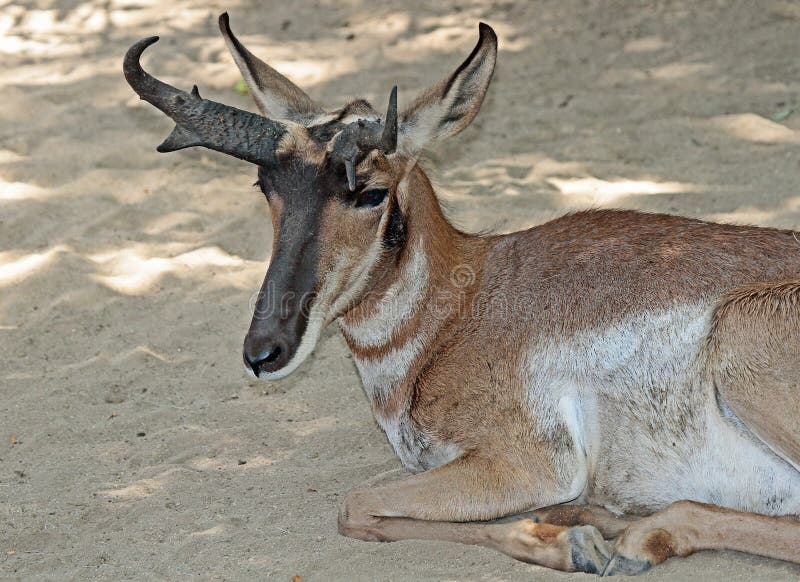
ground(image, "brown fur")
xmin=526 ymin=505 xmax=631 ymax=538
xmin=707 ymin=280 xmax=800 ymax=468
xmin=348 ymin=170 xmax=800 ymax=457
xmin=531 ymin=522 xmax=565 ymax=543
xmin=642 ymin=529 xmax=677 ymax=563
xmin=334 ymin=163 xmax=800 ymax=573
xmin=612 ymin=501 xmax=800 ymax=567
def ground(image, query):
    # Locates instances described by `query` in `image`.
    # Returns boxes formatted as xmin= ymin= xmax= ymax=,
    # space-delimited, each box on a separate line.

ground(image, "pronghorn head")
xmin=124 ymin=13 xmax=497 ymax=380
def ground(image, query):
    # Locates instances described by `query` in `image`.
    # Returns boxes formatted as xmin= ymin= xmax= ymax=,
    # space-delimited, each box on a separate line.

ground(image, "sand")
xmin=2 ymin=0 xmax=800 ymax=579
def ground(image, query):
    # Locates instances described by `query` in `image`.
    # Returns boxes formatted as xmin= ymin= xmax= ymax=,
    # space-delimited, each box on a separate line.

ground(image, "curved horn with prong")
xmin=123 ymin=36 xmax=287 ymax=166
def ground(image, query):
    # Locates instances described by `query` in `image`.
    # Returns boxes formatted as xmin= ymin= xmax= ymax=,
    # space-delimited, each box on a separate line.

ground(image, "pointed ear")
xmin=218 ymin=13 xmax=324 ymax=122
xmin=399 ymin=23 xmax=497 ymax=154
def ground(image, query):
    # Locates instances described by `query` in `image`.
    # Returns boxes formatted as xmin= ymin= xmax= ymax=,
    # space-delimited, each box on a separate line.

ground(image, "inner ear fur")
xmin=218 ymin=12 xmax=324 ymax=122
xmin=398 ymin=23 xmax=498 ymax=153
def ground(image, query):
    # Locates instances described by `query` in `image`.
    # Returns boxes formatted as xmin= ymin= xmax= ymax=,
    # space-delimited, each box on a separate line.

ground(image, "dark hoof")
xmin=601 ymin=554 xmax=652 ymax=576
xmin=567 ymin=526 xmax=612 ymax=574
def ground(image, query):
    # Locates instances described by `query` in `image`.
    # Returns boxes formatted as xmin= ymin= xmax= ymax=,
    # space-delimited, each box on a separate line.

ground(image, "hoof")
xmin=567 ymin=525 xmax=612 ymax=574
xmin=601 ymin=554 xmax=652 ymax=577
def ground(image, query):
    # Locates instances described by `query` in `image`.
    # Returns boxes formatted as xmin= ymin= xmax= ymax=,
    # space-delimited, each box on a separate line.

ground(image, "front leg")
xmin=338 ymin=453 xmax=612 ymax=574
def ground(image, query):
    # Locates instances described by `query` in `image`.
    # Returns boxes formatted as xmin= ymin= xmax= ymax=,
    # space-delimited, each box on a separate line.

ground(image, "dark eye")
xmin=355 ymin=188 xmax=389 ymax=208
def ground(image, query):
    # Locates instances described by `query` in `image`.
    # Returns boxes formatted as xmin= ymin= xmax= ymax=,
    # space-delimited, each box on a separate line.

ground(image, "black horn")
xmin=380 ymin=86 xmax=398 ymax=154
xmin=328 ymin=86 xmax=400 ymax=190
xmin=123 ymin=36 xmax=287 ymax=166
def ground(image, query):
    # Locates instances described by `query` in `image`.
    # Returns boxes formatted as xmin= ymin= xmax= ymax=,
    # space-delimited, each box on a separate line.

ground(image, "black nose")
xmin=244 ymin=344 xmax=283 ymax=377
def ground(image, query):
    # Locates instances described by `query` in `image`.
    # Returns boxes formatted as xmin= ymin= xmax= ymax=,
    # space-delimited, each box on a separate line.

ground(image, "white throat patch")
xmin=339 ymin=243 xmax=429 ymax=349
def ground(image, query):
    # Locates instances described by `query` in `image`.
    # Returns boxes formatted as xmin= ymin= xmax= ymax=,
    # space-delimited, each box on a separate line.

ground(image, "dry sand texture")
xmin=2 ymin=0 xmax=800 ymax=580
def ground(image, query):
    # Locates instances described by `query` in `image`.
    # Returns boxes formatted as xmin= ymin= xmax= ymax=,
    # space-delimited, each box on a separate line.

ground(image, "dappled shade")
xmin=2 ymin=1 xmax=800 ymax=579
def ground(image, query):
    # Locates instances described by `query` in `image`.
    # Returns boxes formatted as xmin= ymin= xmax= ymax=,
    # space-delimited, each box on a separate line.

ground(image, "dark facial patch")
xmin=249 ymin=162 xmax=330 ymax=351
xmin=383 ymin=195 xmax=406 ymax=250
xmin=247 ymin=118 xmax=405 ymax=367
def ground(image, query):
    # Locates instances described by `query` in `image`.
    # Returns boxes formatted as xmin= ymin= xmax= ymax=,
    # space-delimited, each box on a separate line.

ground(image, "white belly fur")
xmin=526 ymin=302 xmax=800 ymax=516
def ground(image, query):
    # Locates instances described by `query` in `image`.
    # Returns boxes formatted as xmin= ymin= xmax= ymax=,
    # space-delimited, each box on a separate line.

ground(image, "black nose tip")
xmin=244 ymin=344 xmax=282 ymax=377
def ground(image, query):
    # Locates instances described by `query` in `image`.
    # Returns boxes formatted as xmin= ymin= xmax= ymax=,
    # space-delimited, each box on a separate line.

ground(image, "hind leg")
xmin=603 ymin=500 xmax=800 ymax=575
xmin=521 ymin=504 xmax=632 ymax=538
xmin=708 ymin=280 xmax=800 ymax=467
xmin=528 ymin=501 xmax=800 ymax=575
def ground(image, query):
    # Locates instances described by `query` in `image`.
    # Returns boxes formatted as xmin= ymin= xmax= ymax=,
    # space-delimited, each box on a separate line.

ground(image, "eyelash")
xmin=355 ymin=188 xmax=389 ymax=208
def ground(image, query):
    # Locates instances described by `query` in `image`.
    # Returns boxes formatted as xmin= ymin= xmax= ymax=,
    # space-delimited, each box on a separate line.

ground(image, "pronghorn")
xmin=124 ymin=14 xmax=800 ymax=575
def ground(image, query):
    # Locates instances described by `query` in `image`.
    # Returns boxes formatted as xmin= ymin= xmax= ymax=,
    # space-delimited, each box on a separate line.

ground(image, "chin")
xmin=252 ymin=363 xmax=300 ymax=382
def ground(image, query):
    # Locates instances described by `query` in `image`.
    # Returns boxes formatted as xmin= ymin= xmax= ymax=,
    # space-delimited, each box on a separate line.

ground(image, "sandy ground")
xmin=2 ymin=0 xmax=800 ymax=580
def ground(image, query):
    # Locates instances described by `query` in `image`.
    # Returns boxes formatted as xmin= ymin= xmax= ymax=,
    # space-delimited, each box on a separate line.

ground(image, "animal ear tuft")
xmin=398 ymin=23 xmax=497 ymax=153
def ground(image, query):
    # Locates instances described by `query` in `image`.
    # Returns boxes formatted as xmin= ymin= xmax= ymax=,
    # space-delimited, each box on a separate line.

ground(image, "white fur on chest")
xmin=352 ymin=338 xmax=425 ymax=403
xmin=376 ymin=412 xmax=462 ymax=473
xmin=352 ymin=341 xmax=461 ymax=473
